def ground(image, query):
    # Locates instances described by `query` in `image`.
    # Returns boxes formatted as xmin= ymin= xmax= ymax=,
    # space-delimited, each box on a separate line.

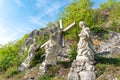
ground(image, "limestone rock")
xmin=97 ymin=31 xmax=120 ymax=56
xmin=20 ymin=25 xmax=58 ymax=55
xmin=85 ymin=62 xmax=95 ymax=71
xmin=76 ymin=56 xmax=89 ymax=62
xmin=68 ymin=72 xmax=80 ymax=80
xmin=79 ymin=71 xmax=96 ymax=80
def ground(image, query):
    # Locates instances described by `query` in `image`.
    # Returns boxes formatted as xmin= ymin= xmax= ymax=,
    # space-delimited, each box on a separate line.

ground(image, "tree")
xmin=100 ymin=0 xmax=119 ymax=10
xmin=60 ymin=0 xmax=94 ymax=40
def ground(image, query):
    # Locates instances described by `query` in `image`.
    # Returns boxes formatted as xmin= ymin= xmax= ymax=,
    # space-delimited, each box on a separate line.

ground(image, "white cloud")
xmin=0 ymin=24 xmax=32 ymax=45
xmin=31 ymin=0 xmax=72 ymax=27
xmin=14 ymin=0 xmax=25 ymax=8
xmin=36 ymin=0 xmax=48 ymax=8
xmin=30 ymin=16 xmax=47 ymax=27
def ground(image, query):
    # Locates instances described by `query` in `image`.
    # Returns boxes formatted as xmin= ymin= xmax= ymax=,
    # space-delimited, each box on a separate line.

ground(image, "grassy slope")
xmin=96 ymin=54 xmax=120 ymax=80
xmin=0 ymin=53 xmax=119 ymax=80
xmin=0 ymin=1 xmax=120 ymax=80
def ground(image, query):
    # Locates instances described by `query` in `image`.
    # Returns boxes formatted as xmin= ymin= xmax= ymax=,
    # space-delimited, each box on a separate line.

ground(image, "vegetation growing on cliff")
xmin=0 ymin=0 xmax=120 ymax=79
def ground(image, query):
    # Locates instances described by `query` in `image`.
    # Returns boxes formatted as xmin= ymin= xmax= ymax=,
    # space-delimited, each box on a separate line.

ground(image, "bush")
xmin=96 ymin=63 xmax=106 ymax=77
xmin=0 ymin=34 xmax=28 ymax=71
xmin=0 ymin=42 xmax=21 ymax=71
xmin=30 ymin=48 xmax=45 ymax=67
xmin=68 ymin=45 xmax=77 ymax=61
xmin=39 ymin=75 xmax=52 ymax=80
xmin=109 ymin=22 xmax=120 ymax=32
xmin=6 ymin=66 xmax=18 ymax=78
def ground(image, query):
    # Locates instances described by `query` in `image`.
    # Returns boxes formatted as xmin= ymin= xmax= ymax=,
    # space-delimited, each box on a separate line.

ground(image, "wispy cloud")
xmin=0 ymin=24 xmax=32 ymax=45
xmin=31 ymin=0 xmax=72 ymax=27
xmin=36 ymin=0 xmax=48 ymax=9
xmin=14 ymin=0 xmax=25 ymax=8
xmin=30 ymin=16 xmax=47 ymax=27
xmin=0 ymin=0 xmax=73 ymax=45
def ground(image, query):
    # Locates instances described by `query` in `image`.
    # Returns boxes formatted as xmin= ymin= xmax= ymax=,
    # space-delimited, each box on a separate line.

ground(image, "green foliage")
xmin=96 ymin=63 xmax=106 ymax=77
xmin=39 ymin=75 xmax=52 ymax=80
xmin=109 ymin=2 xmax=120 ymax=21
xmin=95 ymin=54 xmax=120 ymax=79
xmin=46 ymin=22 xmax=54 ymax=27
xmin=30 ymin=48 xmax=45 ymax=66
xmin=96 ymin=55 xmax=120 ymax=66
xmin=0 ymin=34 xmax=28 ymax=71
xmin=95 ymin=54 xmax=120 ymax=77
xmin=117 ymin=76 xmax=120 ymax=80
xmin=0 ymin=42 xmax=21 ymax=71
xmin=38 ymin=34 xmax=49 ymax=45
xmin=47 ymin=65 xmax=60 ymax=77
xmin=100 ymin=0 xmax=119 ymax=10
xmin=61 ymin=0 xmax=95 ymax=40
xmin=68 ymin=45 xmax=77 ymax=61
xmin=6 ymin=66 xmax=18 ymax=78
xmin=109 ymin=21 xmax=119 ymax=31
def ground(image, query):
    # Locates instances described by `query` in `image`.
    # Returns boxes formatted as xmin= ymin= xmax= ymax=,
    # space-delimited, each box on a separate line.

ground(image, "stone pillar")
xmin=68 ymin=21 xmax=96 ymax=80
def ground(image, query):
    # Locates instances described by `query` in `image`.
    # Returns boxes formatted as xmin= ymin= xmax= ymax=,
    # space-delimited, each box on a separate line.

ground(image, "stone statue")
xmin=68 ymin=21 xmax=96 ymax=80
xmin=39 ymin=29 xmax=62 ymax=73
xmin=39 ymin=20 xmax=75 ymax=73
xmin=77 ymin=21 xmax=95 ymax=60
xmin=18 ymin=39 xmax=37 ymax=71
xmin=43 ymin=28 xmax=63 ymax=65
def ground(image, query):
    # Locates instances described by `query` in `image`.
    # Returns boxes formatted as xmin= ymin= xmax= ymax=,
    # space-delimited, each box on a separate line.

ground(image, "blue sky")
xmin=0 ymin=0 xmax=107 ymax=45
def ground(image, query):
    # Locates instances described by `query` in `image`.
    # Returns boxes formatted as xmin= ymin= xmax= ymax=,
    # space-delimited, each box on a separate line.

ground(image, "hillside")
xmin=0 ymin=0 xmax=120 ymax=80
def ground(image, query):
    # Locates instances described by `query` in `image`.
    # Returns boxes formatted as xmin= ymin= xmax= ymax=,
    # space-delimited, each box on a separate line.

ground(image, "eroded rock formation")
xmin=97 ymin=31 xmax=120 ymax=56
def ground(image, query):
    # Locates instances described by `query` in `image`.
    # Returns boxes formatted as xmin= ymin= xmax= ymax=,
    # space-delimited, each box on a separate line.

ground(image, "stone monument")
xmin=68 ymin=21 xmax=96 ymax=80
xmin=18 ymin=39 xmax=37 ymax=71
xmin=39 ymin=20 xmax=75 ymax=73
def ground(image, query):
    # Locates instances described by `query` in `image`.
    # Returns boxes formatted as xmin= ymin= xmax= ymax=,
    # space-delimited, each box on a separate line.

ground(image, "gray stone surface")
xmin=20 ymin=25 xmax=58 ymax=55
xmin=19 ymin=39 xmax=37 ymax=72
xmin=19 ymin=24 xmax=59 ymax=72
xmin=39 ymin=21 xmax=75 ymax=73
xmin=68 ymin=72 xmax=80 ymax=80
xmin=68 ymin=21 xmax=96 ymax=80
xmin=97 ymin=31 xmax=120 ymax=56
xmin=79 ymin=71 xmax=96 ymax=80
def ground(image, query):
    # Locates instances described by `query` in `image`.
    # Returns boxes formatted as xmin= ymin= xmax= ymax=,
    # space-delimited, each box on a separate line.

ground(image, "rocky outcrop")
xmin=19 ymin=23 xmax=72 ymax=72
xmin=20 ymin=25 xmax=58 ymax=55
xmin=97 ymin=31 xmax=120 ymax=56
xmin=18 ymin=24 xmax=59 ymax=71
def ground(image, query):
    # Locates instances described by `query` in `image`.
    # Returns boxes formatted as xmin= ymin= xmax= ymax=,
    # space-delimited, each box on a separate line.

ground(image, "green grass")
xmin=6 ymin=66 xmax=18 ymax=78
xmin=95 ymin=54 xmax=120 ymax=79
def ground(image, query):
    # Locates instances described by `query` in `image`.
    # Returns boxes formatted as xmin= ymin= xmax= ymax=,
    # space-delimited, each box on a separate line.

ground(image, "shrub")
xmin=6 ymin=66 xmax=18 ymax=78
xmin=30 ymin=48 xmax=45 ymax=67
xmin=0 ymin=42 xmax=21 ymax=71
xmin=39 ymin=75 xmax=52 ymax=80
xmin=109 ymin=21 xmax=120 ymax=32
xmin=0 ymin=34 xmax=28 ymax=71
xmin=68 ymin=45 xmax=77 ymax=61
xmin=96 ymin=63 xmax=106 ymax=77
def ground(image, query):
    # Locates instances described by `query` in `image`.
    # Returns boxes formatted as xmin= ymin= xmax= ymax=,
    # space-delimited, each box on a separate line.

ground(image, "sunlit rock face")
xmin=18 ymin=24 xmax=58 ymax=72
xmin=68 ymin=21 xmax=96 ymax=80
xmin=20 ymin=25 xmax=58 ymax=55
xmin=18 ymin=23 xmax=71 ymax=72
xmin=97 ymin=31 xmax=120 ymax=56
